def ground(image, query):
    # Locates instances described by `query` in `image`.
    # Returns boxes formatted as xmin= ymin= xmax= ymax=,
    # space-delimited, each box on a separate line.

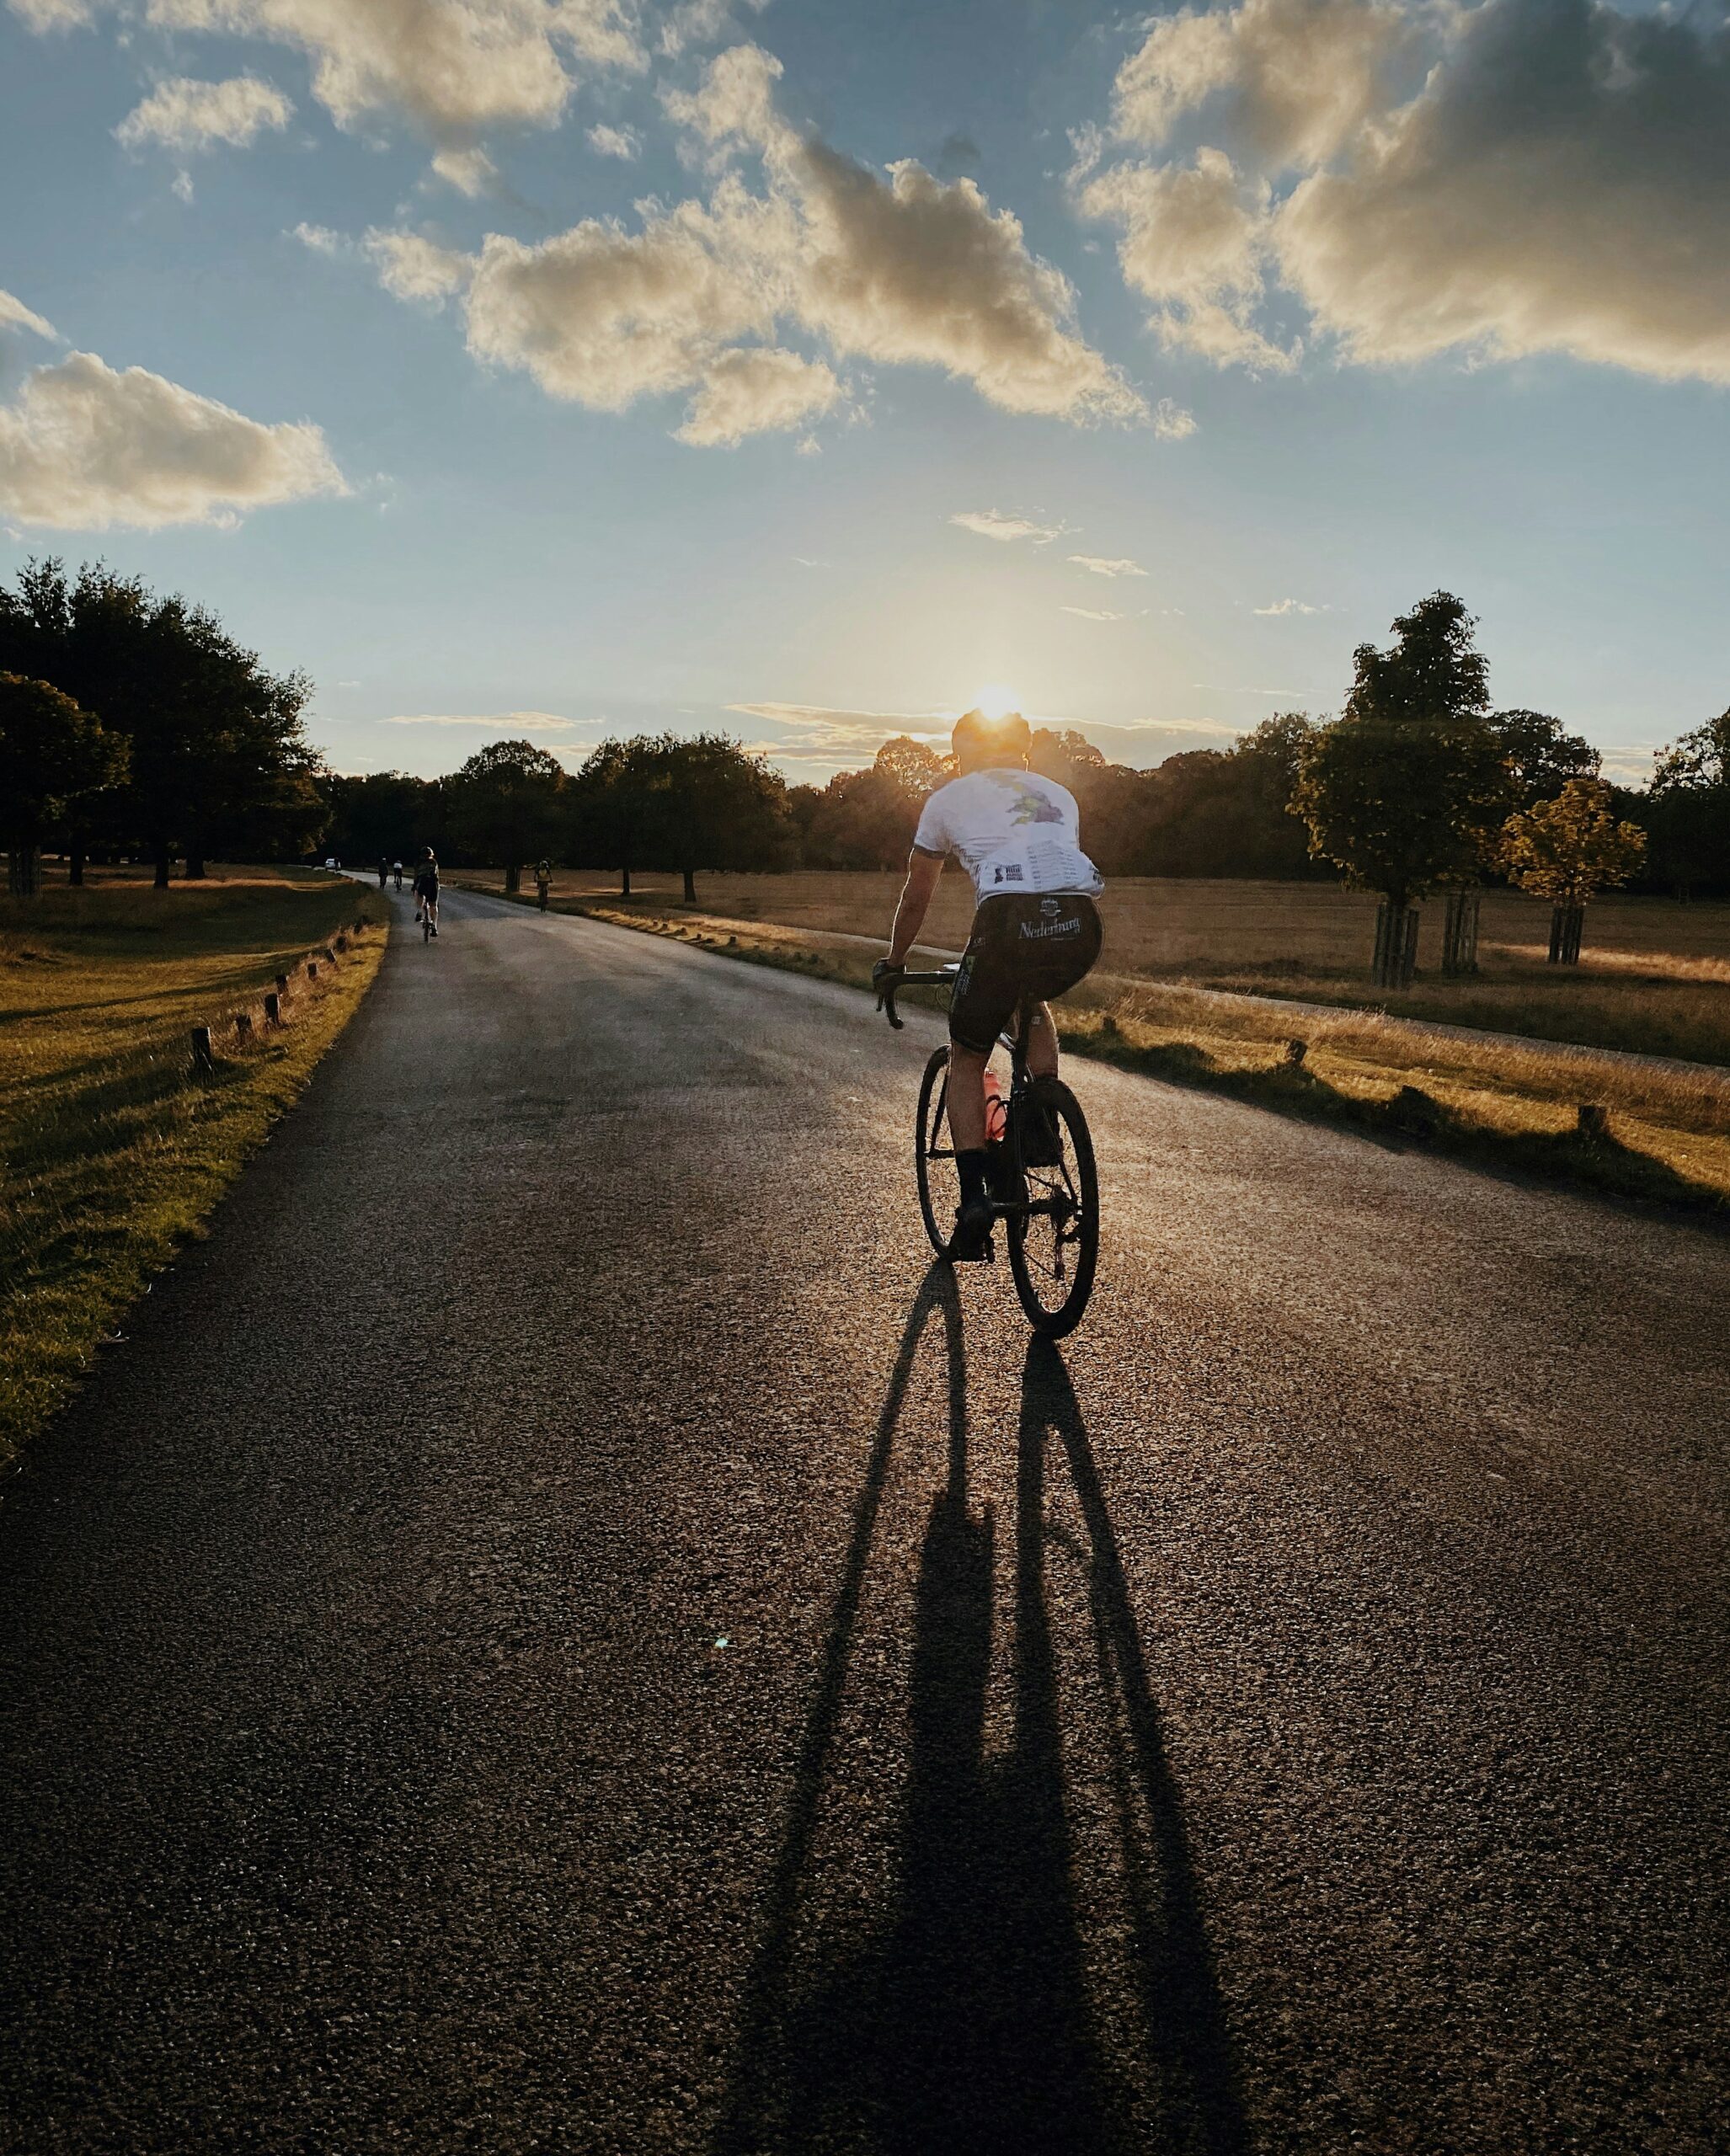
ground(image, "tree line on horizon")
xmin=3 ymin=562 xmax=1727 ymax=965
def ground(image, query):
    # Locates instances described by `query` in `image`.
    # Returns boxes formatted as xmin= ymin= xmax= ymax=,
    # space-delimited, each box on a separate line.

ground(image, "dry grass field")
xmin=0 ymin=864 xmax=386 ymax=1468
xmin=462 ymin=868 xmax=1730 ymax=1070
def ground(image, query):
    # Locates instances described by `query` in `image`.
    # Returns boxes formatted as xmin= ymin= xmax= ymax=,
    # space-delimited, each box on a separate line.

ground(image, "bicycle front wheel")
xmin=1007 ymin=1077 xmax=1098 ymax=1337
xmin=914 ymin=1046 xmax=958 ymax=1257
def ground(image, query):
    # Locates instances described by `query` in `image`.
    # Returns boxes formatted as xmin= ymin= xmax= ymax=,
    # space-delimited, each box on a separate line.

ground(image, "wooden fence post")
xmin=263 ymin=991 xmax=281 ymax=1024
xmin=190 ymin=1024 xmax=214 ymax=1072
xmin=234 ymin=1011 xmax=253 ymax=1039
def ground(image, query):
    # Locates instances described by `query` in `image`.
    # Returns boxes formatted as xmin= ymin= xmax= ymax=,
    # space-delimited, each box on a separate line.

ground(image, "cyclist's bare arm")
xmin=886 ymin=850 xmax=942 ymax=966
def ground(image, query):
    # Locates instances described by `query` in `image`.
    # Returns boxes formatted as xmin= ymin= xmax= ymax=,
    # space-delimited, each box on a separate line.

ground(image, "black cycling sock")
xmin=956 ymin=1149 xmax=990 ymax=1207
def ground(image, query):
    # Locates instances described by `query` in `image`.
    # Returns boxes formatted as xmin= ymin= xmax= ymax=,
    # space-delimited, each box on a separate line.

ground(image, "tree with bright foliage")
xmin=1500 ymin=777 xmax=1647 ymax=964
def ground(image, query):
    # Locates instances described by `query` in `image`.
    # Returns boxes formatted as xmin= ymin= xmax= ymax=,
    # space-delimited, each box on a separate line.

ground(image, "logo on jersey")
xmin=984 ymin=772 xmax=1064 ymax=826
xmin=992 ymin=862 xmax=1025 ymax=883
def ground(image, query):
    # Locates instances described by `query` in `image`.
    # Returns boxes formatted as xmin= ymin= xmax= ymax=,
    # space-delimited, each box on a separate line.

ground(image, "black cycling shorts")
xmin=948 ymin=892 xmax=1102 ymax=1054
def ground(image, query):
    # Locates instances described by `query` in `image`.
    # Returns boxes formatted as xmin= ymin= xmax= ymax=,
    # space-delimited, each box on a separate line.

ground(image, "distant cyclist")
xmin=535 ymin=857 xmax=553 ymax=911
xmin=413 ymin=848 xmax=441 ymax=937
xmin=392 ymin=860 xmax=404 ymax=891
xmin=874 ymin=709 xmax=1102 ymax=1257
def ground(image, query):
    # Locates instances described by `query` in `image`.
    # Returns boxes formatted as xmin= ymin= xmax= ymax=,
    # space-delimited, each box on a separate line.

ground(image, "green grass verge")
xmin=544 ymin=895 xmax=1730 ymax=1222
xmin=0 ymin=868 xmax=388 ymax=1473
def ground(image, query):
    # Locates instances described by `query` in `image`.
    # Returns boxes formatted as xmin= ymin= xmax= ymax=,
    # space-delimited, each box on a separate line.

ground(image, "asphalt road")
xmin=3 ymin=886 xmax=1726 ymax=2155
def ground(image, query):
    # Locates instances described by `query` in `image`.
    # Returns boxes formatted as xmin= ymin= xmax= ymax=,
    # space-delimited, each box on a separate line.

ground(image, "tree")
xmin=1292 ymin=592 xmax=1510 ymax=983
xmin=0 ymin=673 xmax=127 ymax=895
xmin=321 ymin=770 xmax=441 ymax=867
xmin=1500 ymin=777 xmax=1647 ymax=963
xmin=873 ymin=734 xmax=949 ymax=798
xmin=564 ymin=736 xmax=662 ymax=894
xmin=0 ymin=558 xmax=323 ymax=883
xmin=1486 ymin=709 xmax=1599 ymax=811
xmin=1643 ymin=709 xmax=1730 ymax=896
xmin=641 ymin=733 xmax=790 ymax=902
xmin=446 ymin=739 xmax=564 ymax=893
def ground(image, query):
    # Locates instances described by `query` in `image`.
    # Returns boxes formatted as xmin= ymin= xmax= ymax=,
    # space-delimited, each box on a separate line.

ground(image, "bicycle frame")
xmin=878 ymin=966 xmax=1067 ymax=1229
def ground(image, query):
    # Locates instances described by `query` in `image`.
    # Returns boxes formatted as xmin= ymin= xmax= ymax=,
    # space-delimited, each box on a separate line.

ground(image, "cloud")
xmin=1152 ymin=396 xmax=1197 ymax=439
xmin=0 ymin=348 xmax=345 ymax=529
xmin=1079 ymin=147 xmax=1297 ymax=371
xmin=587 ymin=120 xmax=640 ymax=158
xmin=1254 ymin=596 xmax=1321 ymax=614
xmin=1277 ymin=0 xmax=1730 ymax=381
xmin=1113 ymin=0 xmax=1413 ymax=168
xmin=293 ymin=219 xmax=476 ymax=302
xmin=430 ymin=145 xmax=498 ymax=196
xmin=728 ymin=700 xmax=949 ymax=744
xmin=382 ymin=710 xmax=579 ymax=728
xmin=724 ymin=701 xmax=1244 ymax=772
xmin=115 ymin=73 xmax=292 ymax=152
xmin=152 ymin=0 xmax=644 ymax=133
xmin=413 ymin=42 xmax=1145 ymax=445
xmin=0 ymin=289 xmax=57 ymax=339
xmin=788 ymin=135 xmax=1145 ymax=422
xmin=950 ymin=509 xmax=1063 ymax=544
xmin=654 ymin=42 xmax=1147 ymax=425
xmin=462 ymin=177 xmax=791 ymax=409
xmin=1061 ymin=606 xmax=1128 ymax=622
xmin=8 ymin=0 xmax=90 ymax=23
xmin=1086 ymin=0 xmax=1730 ymax=385
xmin=1069 ymin=553 xmax=1146 ymax=578
xmin=365 ymin=229 xmax=475 ymax=302
xmin=18 ymin=0 xmax=659 ymax=163
xmin=674 ymin=344 xmax=841 ymax=445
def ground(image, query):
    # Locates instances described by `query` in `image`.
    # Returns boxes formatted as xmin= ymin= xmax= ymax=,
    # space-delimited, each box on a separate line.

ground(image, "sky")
xmin=2 ymin=0 xmax=1727 ymax=789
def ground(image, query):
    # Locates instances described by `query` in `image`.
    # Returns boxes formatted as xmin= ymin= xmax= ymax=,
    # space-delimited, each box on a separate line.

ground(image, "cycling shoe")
xmin=947 ymin=1196 xmax=995 ymax=1262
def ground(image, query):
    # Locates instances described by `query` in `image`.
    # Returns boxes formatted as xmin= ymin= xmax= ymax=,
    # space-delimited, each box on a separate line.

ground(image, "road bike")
xmin=416 ymin=893 xmax=439 ymax=941
xmin=878 ymin=964 xmax=1099 ymax=1338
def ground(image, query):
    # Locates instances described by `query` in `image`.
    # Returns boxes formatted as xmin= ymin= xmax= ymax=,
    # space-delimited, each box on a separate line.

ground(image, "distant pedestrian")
xmin=377 ymin=857 xmax=389 ymax=889
xmin=536 ymin=858 xmax=553 ymax=911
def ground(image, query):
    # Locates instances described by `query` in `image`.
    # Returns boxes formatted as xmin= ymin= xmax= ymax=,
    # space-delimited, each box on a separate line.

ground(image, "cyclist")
xmin=874 ymin=709 xmax=1102 ymax=1258
xmin=413 ymin=848 xmax=441 ymax=937
xmin=392 ymin=859 xmax=404 ymax=892
xmin=535 ymin=857 xmax=553 ymax=911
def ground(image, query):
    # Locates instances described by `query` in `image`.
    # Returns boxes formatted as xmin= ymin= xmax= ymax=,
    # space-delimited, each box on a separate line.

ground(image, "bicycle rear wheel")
xmin=1006 ymin=1077 xmax=1098 ymax=1337
xmin=914 ymin=1047 xmax=958 ymax=1257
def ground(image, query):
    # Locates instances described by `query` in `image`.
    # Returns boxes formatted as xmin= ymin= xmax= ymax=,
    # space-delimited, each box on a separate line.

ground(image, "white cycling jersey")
xmin=911 ymin=769 xmax=1103 ymax=906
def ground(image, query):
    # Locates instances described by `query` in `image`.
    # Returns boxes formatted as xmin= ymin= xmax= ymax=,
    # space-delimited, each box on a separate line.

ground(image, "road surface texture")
xmin=2 ymin=889 xmax=1726 ymax=2155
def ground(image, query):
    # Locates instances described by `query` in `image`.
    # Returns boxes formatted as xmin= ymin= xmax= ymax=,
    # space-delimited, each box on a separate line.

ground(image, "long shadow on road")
xmin=713 ymin=1280 xmax=1248 ymax=2155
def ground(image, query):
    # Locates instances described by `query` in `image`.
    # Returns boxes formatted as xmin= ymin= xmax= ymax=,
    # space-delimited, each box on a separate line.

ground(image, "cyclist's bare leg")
xmin=947 ymin=1042 xmax=990 ymax=1150
xmin=1026 ymin=1001 xmax=1059 ymax=1080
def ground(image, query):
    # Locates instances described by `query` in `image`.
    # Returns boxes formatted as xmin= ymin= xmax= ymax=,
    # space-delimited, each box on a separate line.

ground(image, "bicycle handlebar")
xmin=874 ymin=964 xmax=958 ymax=1031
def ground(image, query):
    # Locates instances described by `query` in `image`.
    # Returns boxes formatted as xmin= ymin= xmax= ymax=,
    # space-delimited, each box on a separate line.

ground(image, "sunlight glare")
xmin=974 ymin=682 xmax=1020 ymax=721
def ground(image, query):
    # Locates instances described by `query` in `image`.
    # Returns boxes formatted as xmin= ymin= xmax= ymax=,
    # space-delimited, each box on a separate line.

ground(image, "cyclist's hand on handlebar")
xmin=873 ymin=957 xmax=906 ymax=1028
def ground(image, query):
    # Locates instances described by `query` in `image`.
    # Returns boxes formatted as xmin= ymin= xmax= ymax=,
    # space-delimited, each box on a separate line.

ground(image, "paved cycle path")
xmin=2 ymin=888 xmax=1726 ymax=2153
